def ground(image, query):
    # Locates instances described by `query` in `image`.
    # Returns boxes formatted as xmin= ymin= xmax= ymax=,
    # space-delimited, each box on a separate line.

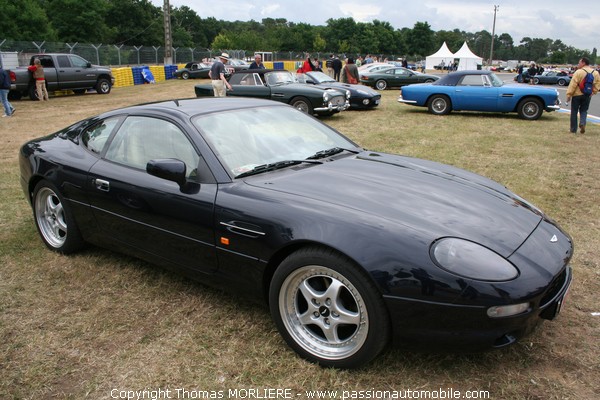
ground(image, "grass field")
xmin=1 ymin=79 xmax=598 ymax=400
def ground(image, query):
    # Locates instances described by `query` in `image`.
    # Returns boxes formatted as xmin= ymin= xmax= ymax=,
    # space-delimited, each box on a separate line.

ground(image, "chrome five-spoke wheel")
xmin=269 ymin=247 xmax=389 ymax=368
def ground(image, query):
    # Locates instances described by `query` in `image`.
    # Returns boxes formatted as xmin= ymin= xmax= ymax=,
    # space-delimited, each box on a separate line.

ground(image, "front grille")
xmin=330 ymin=96 xmax=346 ymax=106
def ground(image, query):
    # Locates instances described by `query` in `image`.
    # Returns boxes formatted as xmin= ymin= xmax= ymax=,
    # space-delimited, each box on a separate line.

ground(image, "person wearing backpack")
xmin=566 ymin=57 xmax=600 ymax=134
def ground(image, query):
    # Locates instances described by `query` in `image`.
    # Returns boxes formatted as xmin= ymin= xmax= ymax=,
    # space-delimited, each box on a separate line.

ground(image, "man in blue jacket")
xmin=0 ymin=67 xmax=15 ymax=117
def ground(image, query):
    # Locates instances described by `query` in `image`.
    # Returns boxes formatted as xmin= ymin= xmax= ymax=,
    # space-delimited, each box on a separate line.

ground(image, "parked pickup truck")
xmin=9 ymin=53 xmax=115 ymax=100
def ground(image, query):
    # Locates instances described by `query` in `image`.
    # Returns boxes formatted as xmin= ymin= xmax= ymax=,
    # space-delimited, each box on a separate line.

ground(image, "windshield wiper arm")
xmin=235 ymin=160 xmax=322 ymax=178
xmin=306 ymin=147 xmax=359 ymax=160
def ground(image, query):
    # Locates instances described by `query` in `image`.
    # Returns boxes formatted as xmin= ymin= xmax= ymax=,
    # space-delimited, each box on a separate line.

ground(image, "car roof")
xmin=101 ymin=97 xmax=287 ymax=119
xmin=231 ymin=69 xmax=286 ymax=76
xmin=435 ymin=70 xmax=493 ymax=85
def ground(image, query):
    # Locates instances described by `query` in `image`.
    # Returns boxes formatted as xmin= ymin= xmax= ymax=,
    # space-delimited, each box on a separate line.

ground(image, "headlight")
xmin=430 ymin=238 xmax=519 ymax=281
xmin=345 ymin=90 xmax=351 ymax=99
xmin=323 ymin=92 xmax=330 ymax=102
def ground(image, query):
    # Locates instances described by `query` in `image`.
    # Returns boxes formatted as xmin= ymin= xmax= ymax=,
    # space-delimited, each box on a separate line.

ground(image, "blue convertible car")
xmin=398 ymin=70 xmax=561 ymax=120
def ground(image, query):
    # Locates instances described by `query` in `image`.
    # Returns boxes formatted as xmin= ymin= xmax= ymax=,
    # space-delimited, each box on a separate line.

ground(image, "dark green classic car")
xmin=194 ymin=69 xmax=349 ymax=116
xmin=360 ymin=67 xmax=439 ymax=90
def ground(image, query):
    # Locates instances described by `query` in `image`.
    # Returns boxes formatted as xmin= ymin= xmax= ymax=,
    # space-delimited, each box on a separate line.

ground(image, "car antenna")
xmin=174 ymin=99 xmax=180 ymax=107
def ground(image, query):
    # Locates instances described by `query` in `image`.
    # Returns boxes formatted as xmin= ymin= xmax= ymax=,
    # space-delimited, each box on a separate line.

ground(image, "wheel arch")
xmin=513 ymin=95 xmax=545 ymax=112
xmin=262 ymin=241 xmax=386 ymax=306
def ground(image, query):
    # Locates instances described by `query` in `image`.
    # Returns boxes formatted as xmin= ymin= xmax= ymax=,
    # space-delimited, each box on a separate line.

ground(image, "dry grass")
xmin=1 ymin=79 xmax=598 ymax=399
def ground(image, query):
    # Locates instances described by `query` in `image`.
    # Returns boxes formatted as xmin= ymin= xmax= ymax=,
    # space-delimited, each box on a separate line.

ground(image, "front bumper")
xmin=314 ymin=99 xmax=350 ymax=113
xmin=383 ymin=265 xmax=572 ymax=351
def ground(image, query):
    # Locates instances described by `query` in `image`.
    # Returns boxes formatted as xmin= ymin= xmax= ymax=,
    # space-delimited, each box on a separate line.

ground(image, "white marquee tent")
xmin=454 ymin=42 xmax=483 ymax=71
xmin=425 ymin=42 xmax=455 ymax=70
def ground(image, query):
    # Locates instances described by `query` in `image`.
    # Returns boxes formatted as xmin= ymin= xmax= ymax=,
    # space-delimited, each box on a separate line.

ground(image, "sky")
xmin=153 ymin=0 xmax=600 ymax=52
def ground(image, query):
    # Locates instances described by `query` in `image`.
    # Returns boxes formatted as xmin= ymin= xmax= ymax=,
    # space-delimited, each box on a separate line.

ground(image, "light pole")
xmin=163 ymin=0 xmax=173 ymax=65
xmin=488 ymin=5 xmax=499 ymax=66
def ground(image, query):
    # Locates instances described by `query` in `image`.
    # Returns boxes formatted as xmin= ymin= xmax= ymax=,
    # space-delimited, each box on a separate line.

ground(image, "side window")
xmin=394 ymin=69 xmax=408 ymax=76
xmin=81 ymin=117 xmax=120 ymax=154
xmin=104 ymin=116 xmax=200 ymax=180
xmin=459 ymin=75 xmax=485 ymax=86
xmin=57 ymin=56 xmax=70 ymax=68
xmin=69 ymin=55 xmax=89 ymax=68
xmin=39 ymin=56 xmax=55 ymax=68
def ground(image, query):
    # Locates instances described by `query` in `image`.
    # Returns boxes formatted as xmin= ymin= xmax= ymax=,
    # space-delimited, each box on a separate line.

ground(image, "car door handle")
xmin=94 ymin=178 xmax=110 ymax=192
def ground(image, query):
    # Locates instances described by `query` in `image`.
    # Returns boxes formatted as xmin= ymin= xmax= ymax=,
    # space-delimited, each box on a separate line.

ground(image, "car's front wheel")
xmin=181 ymin=71 xmax=190 ymax=80
xmin=95 ymin=78 xmax=111 ymax=94
xmin=517 ymin=97 xmax=543 ymax=120
xmin=290 ymin=97 xmax=314 ymax=115
xmin=269 ymin=247 xmax=390 ymax=368
xmin=375 ymin=80 xmax=387 ymax=90
xmin=428 ymin=94 xmax=452 ymax=115
xmin=32 ymin=181 xmax=85 ymax=254
xmin=533 ymin=78 xmax=540 ymax=85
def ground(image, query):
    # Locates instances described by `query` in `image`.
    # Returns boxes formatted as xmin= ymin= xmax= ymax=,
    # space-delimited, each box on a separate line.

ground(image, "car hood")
xmin=245 ymin=151 xmax=543 ymax=257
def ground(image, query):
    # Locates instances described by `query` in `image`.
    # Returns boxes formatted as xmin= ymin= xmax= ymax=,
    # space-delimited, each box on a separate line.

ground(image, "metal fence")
xmin=1 ymin=40 xmax=401 ymax=67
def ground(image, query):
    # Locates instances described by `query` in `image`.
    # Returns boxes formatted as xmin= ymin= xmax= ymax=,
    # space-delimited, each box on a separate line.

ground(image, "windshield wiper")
xmin=306 ymin=147 xmax=359 ymax=160
xmin=235 ymin=160 xmax=322 ymax=178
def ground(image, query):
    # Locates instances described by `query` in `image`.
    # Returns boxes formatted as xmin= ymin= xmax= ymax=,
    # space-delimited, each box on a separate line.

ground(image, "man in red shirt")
xmin=28 ymin=58 xmax=49 ymax=101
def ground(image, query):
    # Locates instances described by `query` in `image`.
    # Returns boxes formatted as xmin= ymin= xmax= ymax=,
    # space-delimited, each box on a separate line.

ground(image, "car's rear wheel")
xmin=533 ymin=78 xmax=540 ymax=84
xmin=95 ymin=78 xmax=111 ymax=94
xmin=517 ymin=97 xmax=543 ymax=120
xmin=428 ymin=94 xmax=452 ymax=115
xmin=424 ymin=78 xmax=435 ymax=83
xmin=32 ymin=181 xmax=85 ymax=254
xmin=181 ymin=71 xmax=190 ymax=80
xmin=269 ymin=246 xmax=390 ymax=368
xmin=291 ymin=97 xmax=314 ymax=115
xmin=375 ymin=80 xmax=387 ymax=90
xmin=557 ymin=79 xmax=567 ymax=86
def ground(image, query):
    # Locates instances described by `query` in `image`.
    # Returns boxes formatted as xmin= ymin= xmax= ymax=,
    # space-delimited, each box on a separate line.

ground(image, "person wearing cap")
xmin=208 ymin=52 xmax=233 ymax=97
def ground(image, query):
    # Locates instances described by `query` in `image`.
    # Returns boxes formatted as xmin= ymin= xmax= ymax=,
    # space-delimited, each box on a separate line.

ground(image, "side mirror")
xmin=147 ymin=158 xmax=187 ymax=187
xmin=86 ymin=62 xmax=92 ymax=68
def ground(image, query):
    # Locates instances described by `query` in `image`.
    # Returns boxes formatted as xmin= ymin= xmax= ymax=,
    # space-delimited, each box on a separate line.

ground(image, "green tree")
xmin=313 ymin=33 xmax=326 ymax=53
xmin=1 ymin=0 xmax=56 ymax=41
xmin=47 ymin=0 xmax=110 ymax=43
xmin=211 ymin=32 xmax=233 ymax=50
xmin=406 ymin=22 xmax=435 ymax=57
xmin=105 ymin=0 xmax=162 ymax=46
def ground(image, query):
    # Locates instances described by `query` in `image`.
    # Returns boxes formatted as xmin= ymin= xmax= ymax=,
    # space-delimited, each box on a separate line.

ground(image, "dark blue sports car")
xmin=399 ymin=70 xmax=561 ymax=120
xmin=19 ymin=98 xmax=572 ymax=368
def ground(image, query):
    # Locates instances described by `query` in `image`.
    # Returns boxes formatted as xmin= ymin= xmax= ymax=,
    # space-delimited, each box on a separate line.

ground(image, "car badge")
xmin=550 ymin=235 xmax=558 ymax=243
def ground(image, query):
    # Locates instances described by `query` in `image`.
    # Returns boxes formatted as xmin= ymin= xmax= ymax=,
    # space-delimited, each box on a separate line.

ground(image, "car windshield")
xmin=489 ymin=73 xmax=504 ymax=87
xmin=193 ymin=106 xmax=358 ymax=177
xmin=265 ymin=71 xmax=296 ymax=86
xmin=307 ymin=71 xmax=335 ymax=83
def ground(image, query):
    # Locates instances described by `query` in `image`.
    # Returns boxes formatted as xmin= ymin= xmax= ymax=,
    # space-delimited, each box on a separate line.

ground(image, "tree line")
xmin=2 ymin=0 xmax=597 ymax=64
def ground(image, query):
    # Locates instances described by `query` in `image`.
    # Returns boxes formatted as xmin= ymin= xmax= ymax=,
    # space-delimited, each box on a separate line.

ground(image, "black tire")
xmin=424 ymin=78 xmax=435 ymax=83
xmin=181 ymin=71 xmax=190 ymax=80
xmin=557 ymin=79 xmax=567 ymax=86
xmin=517 ymin=97 xmax=543 ymax=120
xmin=533 ymin=77 xmax=540 ymax=85
xmin=427 ymin=94 xmax=452 ymax=115
xmin=32 ymin=181 xmax=85 ymax=254
xmin=95 ymin=78 xmax=111 ymax=94
xmin=8 ymin=90 xmax=22 ymax=101
xmin=375 ymin=80 xmax=387 ymax=90
xmin=269 ymin=246 xmax=390 ymax=368
xmin=290 ymin=96 xmax=314 ymax=115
